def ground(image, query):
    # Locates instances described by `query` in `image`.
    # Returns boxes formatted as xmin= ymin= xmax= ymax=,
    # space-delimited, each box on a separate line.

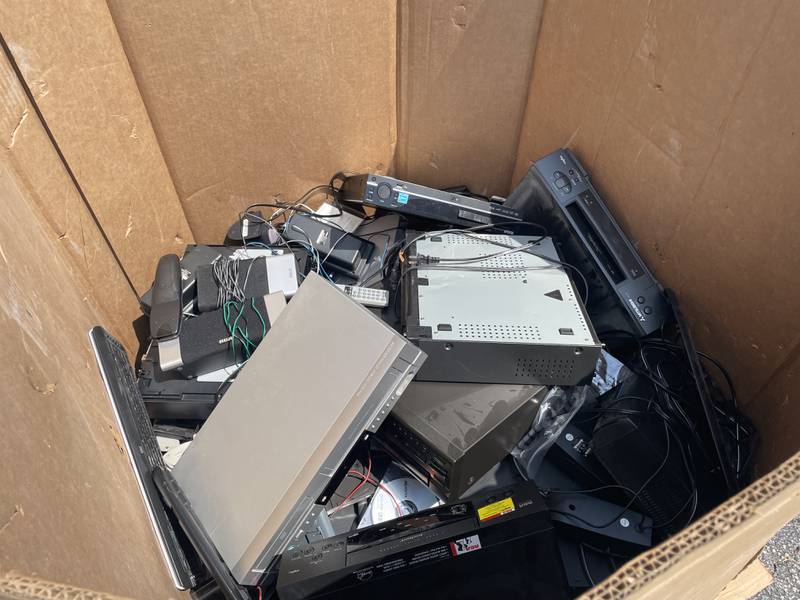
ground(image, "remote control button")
xmin=644 ymin=306 xmax=653 ymax=315
xmin=376 ymin=183 xmax=391 ymax=200
xmin=637 ymin=296 xmax=645 ymax=304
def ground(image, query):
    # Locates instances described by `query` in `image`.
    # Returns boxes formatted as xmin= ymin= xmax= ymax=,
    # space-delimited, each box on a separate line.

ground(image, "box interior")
xmin=1 ymin=1 xmax=798 ymax=598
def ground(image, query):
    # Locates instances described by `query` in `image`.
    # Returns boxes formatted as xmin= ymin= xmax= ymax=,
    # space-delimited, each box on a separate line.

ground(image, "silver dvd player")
xmin=172 ymin=272 xmax=426 ymax=585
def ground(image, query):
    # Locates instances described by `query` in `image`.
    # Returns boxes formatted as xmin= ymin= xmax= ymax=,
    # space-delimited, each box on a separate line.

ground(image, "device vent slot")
xmin=439 ymin=233 xmax=515 ymax=246
xmin=456 ymin=323 xmax=542 ymax=342
xmin=514 ymin=357 xmax=575 ymax=379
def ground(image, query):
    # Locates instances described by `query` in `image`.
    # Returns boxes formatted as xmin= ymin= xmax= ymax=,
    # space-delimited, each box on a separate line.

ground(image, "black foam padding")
xmin=177 ymin=296 xmax=269 ymax=376
xmin=195 ymin=257 xmax=269 ymax=313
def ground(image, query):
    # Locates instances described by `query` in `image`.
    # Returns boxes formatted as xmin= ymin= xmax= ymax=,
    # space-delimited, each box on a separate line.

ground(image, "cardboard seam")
xmin=505 ymin=1 xmax=546 ymax=190
xmin=0 ymin=33 xmax=140 ymax=302
xmin=103 ymin=0 xmax=197 ymax=245
xmin=394 ymin=0 xmax=411 ymax=177
xmin=1 ymin=148 xmax=131 ymax=354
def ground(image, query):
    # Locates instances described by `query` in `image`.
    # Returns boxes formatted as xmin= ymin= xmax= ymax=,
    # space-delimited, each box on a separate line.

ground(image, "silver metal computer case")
xmin=172 ymin=272 xmax=426 ymax=585
xmin=403 ymin=234 xmax=602 ymax=385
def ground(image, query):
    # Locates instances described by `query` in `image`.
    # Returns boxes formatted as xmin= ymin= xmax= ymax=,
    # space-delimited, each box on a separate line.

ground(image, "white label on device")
xmin=450 ymin=535 xmax=481 ymax=556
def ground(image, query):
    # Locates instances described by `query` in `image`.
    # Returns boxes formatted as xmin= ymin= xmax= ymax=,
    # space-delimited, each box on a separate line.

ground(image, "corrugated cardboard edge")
xmin=580 ymin=451 xmax=800 ymax=600
xmin=0 ymin=573 xmax=135 ymax=600
xmin=713 ymin=559 xmax=772 ymax=600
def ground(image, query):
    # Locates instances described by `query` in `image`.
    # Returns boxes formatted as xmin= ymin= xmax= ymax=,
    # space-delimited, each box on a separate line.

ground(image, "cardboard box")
xmin=1 ymin=1 xmax=798 ymax=598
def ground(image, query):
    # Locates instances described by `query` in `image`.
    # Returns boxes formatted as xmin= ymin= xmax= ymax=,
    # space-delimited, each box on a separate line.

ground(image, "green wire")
xmin=221 ymin=298 xmax=267 ymax=361
xmin=224 ymin=300 xmax=252 ymax=359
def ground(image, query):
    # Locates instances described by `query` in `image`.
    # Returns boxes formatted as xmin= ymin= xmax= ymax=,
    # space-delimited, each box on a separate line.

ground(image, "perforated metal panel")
xmin=455 ymin=323 xmax=542 ymax=342
xmin=514 ymin=356 xmax=576 ymax=380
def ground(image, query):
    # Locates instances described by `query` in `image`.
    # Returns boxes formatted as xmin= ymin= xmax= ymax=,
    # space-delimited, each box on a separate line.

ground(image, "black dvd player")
xmin=505 ymin=148 xmax=667 ymax=336
xmin=340 ymin=173 xmax=521 ymax=228
xmin=277 ymin=481 xmax=568 ymax=600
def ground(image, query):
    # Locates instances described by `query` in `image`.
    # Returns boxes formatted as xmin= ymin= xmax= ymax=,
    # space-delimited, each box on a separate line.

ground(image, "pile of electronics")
xmin=92 ymin=149 xmax=757 ymax=599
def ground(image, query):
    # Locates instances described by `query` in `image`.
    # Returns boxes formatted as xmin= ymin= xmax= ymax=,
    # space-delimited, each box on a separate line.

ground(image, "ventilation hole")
xmin=456 ymin=323 xmax=542 ymax=342
xmin=514 ymin=356 xmax=576 ymax=378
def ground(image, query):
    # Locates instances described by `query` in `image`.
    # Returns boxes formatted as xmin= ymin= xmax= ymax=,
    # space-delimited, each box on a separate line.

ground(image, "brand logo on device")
xmin=450 ymin=535 xmax=481 ymax=556
xmin=627 ymin=298 xmax=647 ymax=323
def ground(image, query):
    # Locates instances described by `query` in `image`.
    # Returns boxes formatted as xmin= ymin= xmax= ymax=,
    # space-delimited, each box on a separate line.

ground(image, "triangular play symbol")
xmin=544 ymin=289 xmax=563 ymax=301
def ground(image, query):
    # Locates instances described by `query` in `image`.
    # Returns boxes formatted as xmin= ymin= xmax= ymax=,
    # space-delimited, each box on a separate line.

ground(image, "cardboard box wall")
xmin=0 ymin=1 xmax=798 ymax=598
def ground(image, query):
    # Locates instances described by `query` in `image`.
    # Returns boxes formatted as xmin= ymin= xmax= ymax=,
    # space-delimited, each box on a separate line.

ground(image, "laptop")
xmin=89 ymin=326 xmax=197 ymax=590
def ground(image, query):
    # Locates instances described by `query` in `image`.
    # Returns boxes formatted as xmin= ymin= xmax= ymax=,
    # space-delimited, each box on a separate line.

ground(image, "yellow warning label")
xmin=477 ymin=497 xmax=515 ymax=522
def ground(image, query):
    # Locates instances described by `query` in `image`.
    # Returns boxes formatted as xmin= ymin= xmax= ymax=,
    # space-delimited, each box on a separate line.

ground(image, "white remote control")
xmin=336 ymin=284 xmax=389 ymax=308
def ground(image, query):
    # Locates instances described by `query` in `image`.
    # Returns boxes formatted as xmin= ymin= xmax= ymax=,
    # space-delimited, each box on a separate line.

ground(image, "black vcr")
xmin=340 ymin=173 xmax=522 ymax=228
xmin=505 ymin=148 xmax=667 ymax=337
xmin=277 ymin=481 xmax=568 ymax=600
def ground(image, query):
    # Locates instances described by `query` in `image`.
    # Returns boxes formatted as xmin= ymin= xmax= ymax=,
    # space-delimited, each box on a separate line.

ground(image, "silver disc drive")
xmin=172 ymin=272 xmax=427 ymax=585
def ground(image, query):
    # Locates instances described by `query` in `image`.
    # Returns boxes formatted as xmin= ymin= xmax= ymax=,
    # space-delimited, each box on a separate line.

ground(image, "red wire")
xmin=256 ymin=585 xmax=262 ymax=600
xmin=345 ymin=469 xmax=404 ymax=517
xmin=330 ymin=454 xmax=372 ymax=515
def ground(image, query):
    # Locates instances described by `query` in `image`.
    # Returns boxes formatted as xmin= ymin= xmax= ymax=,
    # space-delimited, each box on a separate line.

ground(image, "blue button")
xmin=398 ymin=192 xmax=409 ymax=205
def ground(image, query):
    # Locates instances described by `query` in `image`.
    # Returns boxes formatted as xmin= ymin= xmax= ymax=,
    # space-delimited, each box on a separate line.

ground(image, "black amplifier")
xmin=276 ymin=481 xmax=568 ymax=600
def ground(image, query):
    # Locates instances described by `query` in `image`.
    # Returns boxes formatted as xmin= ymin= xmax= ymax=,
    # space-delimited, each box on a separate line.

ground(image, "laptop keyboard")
xmin=105 ymin=333 xmax=164 ymax=469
